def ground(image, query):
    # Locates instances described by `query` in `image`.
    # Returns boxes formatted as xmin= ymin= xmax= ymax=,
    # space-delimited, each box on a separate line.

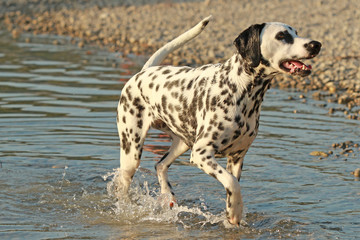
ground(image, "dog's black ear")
xmin=234 ymin=23 xmax=265 ymax=68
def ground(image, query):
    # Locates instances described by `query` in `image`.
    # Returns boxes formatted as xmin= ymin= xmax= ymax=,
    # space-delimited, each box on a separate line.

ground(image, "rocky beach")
xmin=1 ymin=0 xmax=360 ymax=119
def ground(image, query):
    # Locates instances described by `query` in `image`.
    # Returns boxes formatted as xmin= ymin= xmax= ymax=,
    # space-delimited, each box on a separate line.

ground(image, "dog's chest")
xmin=213 ymin=99 xmax=261 ymax=157
xmin=211 ymin=75 xmax=272 ymax=157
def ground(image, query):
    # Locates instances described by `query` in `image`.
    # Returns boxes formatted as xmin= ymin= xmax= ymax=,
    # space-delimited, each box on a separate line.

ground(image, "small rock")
xmin=312 ymin=91 xmax=321 ymax=100
xmin=341 ymin=149 xmax=353 ymax=154
xmin=328 ymin=86 xmax=337 ymax=94
xmin=310 ymin=151 xmax=329 ymax=157
xmin=78 ymin=41 xmax=84 ymax=48
xmin=11 ymin=29 xmax=20 ymax=38
xmin=351 ymin=168 xmax=360 ymax=177
xmin=338 ymin=95 xmax=352 ymax=104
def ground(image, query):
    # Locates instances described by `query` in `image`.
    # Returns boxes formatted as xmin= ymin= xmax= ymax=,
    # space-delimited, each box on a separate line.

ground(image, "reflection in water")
xmin=0 ymin=31 xmax=359 ymax=239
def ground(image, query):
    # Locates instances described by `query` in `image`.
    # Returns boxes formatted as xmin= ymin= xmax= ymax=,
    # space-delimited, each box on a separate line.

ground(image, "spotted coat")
xmin=116 ymin=20 xmax=321 ymax=226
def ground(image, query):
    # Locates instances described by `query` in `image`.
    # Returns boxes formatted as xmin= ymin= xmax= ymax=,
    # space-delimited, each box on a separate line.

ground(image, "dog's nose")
xmin=305 ymin=41 xmax=322 ymax=55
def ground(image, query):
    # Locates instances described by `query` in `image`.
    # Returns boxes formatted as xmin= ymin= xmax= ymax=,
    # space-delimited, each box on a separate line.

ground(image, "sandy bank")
xmin=1 ymin=0 xmax=360 ymax=119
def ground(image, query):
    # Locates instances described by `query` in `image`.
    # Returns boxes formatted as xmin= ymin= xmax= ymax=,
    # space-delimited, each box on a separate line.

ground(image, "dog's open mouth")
xmin=280 ymin=59 xmax=312 ymax=77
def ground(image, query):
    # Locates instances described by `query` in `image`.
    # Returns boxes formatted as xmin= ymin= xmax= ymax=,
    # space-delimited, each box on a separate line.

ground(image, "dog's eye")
xmin=275 ymin=31 xmax=294 ymax=44
xmin=275 ymin=32 xmax=285 ymax=40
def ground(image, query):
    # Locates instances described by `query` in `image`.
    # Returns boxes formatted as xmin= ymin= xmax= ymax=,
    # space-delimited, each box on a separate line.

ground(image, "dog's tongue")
xmin=283 ymin=60 xmax=312 ymax=73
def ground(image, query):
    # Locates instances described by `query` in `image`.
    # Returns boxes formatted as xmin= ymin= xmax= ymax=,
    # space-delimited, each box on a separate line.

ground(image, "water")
xmin=0 ymin=30 xmax=359 ymax=239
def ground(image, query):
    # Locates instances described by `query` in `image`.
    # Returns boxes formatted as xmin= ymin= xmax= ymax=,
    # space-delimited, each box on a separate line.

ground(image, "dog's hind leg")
xmin=116 ymin=93 xmax=151 ymax=194
xmin=227 ymin=155 xmax=245 ymax=182
xmin=155 ymin=134 xmax=189 ymax=197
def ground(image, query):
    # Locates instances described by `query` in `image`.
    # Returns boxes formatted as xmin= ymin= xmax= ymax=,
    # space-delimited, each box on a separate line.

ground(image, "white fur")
xmin=142 ymin=15 xmax=212 ymax=70
xmin=116 ymin=19 xmax=321 ymax=227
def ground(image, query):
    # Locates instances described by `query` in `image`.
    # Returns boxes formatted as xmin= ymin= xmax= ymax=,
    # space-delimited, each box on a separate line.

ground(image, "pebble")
xmin=1 ymin=0 xmax=360 ymax=120
xmin=310 ymin=151 xmax=329 ymax=157
xmin=351 ymin=168 xmax=360 ymax=177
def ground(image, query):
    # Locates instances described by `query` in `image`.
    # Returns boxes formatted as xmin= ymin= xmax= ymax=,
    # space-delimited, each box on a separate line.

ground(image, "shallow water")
xmin=0 ymin=31 xmax=359 ymax=239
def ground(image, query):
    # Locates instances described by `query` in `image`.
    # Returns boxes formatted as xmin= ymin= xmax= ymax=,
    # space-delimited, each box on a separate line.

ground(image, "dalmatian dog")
xmin=116 ymin=15 xmax=321 ymax=226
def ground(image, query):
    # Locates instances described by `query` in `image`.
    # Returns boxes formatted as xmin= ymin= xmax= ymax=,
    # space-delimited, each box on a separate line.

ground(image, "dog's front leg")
xmin=191 ymin=145 xmax=243 ymax=226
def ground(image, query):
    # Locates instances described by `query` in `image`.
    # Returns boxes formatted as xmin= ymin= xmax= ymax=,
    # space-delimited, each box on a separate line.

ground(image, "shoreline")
xmin=1 ymin=0 xmax=359 ymax=119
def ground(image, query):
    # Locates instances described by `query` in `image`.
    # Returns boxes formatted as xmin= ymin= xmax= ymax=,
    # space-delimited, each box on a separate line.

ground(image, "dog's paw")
xmin=228 ymin=214 xmax=241 ymax=227
xmin=227 ymin=204 xmax=242 ymax=226
xmin=226 ymin=191 xmax=243 ymax=227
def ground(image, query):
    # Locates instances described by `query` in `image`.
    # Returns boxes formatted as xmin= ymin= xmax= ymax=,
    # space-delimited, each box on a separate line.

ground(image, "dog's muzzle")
xmin=280 ymin=40 xmax=321 ymax=77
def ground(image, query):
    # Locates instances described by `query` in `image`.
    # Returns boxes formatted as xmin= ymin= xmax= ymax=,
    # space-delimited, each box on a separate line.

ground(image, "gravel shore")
xmin=1 ymin=0 xmax=360 ymax=119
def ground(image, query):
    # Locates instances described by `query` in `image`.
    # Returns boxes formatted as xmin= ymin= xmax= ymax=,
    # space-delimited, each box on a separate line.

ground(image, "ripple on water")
xmin=0 ymin=32 xmax=359 ymax=239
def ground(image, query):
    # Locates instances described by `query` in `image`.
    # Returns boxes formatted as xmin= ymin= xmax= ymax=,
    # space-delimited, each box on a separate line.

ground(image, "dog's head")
xmin=234 ymin=22 xmax=321 ymax=77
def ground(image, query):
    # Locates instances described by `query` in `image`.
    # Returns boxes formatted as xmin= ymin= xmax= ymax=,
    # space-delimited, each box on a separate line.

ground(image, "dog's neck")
xmin=221 ymin=54 xmax=277 ymax=98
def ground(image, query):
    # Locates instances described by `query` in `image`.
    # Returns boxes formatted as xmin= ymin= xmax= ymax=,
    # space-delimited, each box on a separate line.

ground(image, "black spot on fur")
xmin=202 ymin=19 xmax=210 ymax=29
xmin=200 ymin=65 xmax=210 ymax=70
xmin=212 ymin=132 xmax=219 ymax=141
xmin=237 ymin=66 xmax=243 ymax=75
xmin=232 ymin=129 xmax=241 ymax=140
xmin=235 ymin=115 xmax=241 ymax=123
xmin=209 ymin=173 xmax=217 ymax=180
xmin=187 ymin=79 xmax=194 ymax=90
xmin=226 ymin=188 xmax=232 ymax=196
xmin=275 ymin=30 xmax=294 ymax=44
xmin=135 ymin=71 xmax=145 ymax=81
xmin=246 ymin=123 xmax=250 ymax=132
xmin=224 ymin=116 xmax=232 ymax=122
xmin=163 ymin=69 xmax=171 ymax=75
xmin=221 ymin=89 xmax=228 ymax=95
xmin=137 ymin=120 xmax=143 ymax=128
xmin=134 ymin=133 xmax=141 ymax=143
xmin=236 ymin=92 xmax=246 ymax=106
xmin=121 ymin=132 xmax=131 ymax=154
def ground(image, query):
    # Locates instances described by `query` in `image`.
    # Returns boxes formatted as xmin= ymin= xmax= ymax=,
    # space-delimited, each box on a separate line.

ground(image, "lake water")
xmin=0 ymin=30 xmax=359 ymax=239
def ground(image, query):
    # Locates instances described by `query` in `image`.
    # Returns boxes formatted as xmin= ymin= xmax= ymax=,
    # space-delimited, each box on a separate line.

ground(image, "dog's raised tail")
xmin=141 ymin=15 xmax=212 ymax=70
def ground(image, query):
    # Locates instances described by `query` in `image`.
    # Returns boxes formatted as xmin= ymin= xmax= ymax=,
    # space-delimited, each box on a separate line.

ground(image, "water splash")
xmin=59 ymin=165 xmax=69 ymax=189
xmin=103 ymin=168 xmax=229 ymax=228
